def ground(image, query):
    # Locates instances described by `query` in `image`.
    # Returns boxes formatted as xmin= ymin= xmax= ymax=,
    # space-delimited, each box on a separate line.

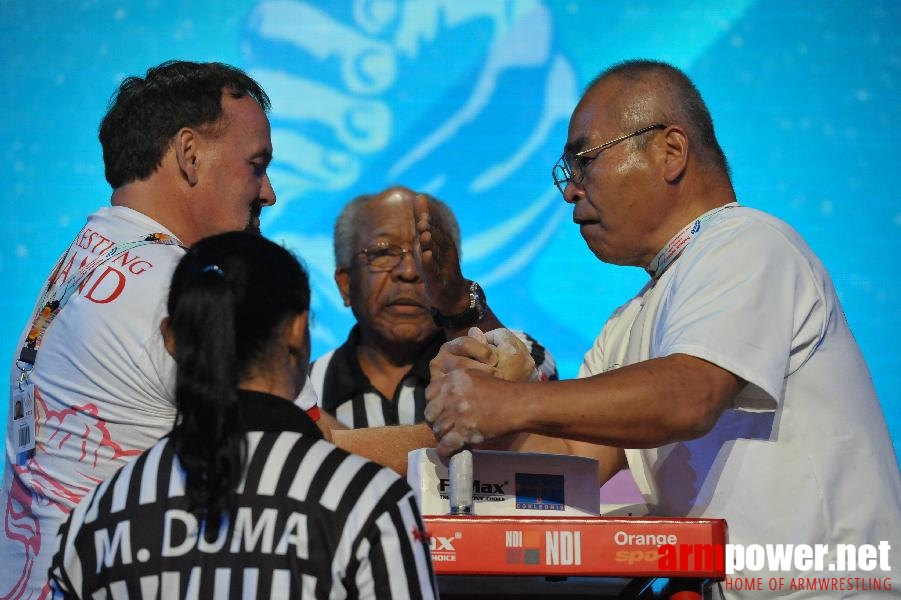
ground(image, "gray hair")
xmin=333 ymin=189 xmax=462 ymax=269
xmin=587 ymin=59 xmax=731 ymax=178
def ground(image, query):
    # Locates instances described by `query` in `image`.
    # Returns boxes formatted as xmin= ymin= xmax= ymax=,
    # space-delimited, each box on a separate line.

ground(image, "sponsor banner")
xmin=422 ymin=516 xmax=726 ymax=578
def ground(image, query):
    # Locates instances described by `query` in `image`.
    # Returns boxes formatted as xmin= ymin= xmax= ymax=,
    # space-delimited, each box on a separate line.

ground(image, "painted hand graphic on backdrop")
xmin=243 ymin=0 xmax=578 ymax=350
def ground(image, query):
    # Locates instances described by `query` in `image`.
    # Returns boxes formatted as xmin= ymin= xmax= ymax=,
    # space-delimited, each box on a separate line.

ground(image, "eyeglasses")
xmin=552 ymin=124 xmax=666 ymax=194
xmin=358 ymin=242 xmax=413 ymax=271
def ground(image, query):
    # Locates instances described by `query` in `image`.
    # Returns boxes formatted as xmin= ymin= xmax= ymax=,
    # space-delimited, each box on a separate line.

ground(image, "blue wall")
xmin=2 ymin=0 xmax=899 ymax=465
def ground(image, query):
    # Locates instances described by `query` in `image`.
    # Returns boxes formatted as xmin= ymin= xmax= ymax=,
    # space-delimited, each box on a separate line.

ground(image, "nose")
xmin=260 ymin=173 xmax=276 ymax=207
xmin=562 ymin=179 xmax=582 ymax=205
xmin=393 ymin=250 xmax=421 ymax=282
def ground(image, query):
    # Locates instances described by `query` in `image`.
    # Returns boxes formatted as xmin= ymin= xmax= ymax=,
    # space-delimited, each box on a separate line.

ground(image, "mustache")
xmin=245 ymin=200 xmax=263 ymax=235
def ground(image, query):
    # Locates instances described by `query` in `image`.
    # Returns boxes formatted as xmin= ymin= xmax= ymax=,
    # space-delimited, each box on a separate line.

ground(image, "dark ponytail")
xmin=165 ymin=232 xmax=310 ymax=525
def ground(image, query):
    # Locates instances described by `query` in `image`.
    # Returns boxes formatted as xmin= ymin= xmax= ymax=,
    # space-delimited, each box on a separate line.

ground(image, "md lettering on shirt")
xmin=81 ymin=252 xmax=155 ymax=304
xmin=161 ymin=508 xmax=310 ymax=558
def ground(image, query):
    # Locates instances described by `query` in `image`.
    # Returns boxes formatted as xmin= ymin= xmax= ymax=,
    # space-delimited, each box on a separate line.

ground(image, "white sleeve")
xmin=293 ymin=376 xmax=319 ymax=411
xmin=654 ymin=217 xmax=827 ymax=408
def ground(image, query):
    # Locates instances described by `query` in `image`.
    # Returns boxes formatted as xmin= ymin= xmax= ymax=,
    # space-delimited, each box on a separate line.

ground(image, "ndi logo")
xmin=514 ymin=473 xmax=565 ymax=510
xmin=505 ymin=530 xmax=541 ymax=565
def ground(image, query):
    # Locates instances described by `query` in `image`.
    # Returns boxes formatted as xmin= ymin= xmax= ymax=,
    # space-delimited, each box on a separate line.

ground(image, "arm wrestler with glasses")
xmin=311 ymin=186 xmax=558 ymax=473
xmin=424 ymin=60 xmax=901 ymax=594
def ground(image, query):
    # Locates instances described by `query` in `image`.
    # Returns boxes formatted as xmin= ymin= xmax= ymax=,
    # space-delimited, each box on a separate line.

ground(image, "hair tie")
xmin=202 ymin=264 xmax=225 ymax=277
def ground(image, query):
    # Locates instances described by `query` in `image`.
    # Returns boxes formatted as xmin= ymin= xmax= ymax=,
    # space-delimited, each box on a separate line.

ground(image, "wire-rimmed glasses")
xmin=358 ymin=242 xmax=412 ymax=271
xmin=552 ymin=124 xmax=666 ymax=194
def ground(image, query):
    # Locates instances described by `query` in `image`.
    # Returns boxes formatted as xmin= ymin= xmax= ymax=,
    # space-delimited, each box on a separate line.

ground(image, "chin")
xmin=386 ymin=323 xmax=440 ymax=344
xmin=580 ymin=237 xmax=608 ymax=260
xmin=587 ymin=245 xmax=625 ymax=267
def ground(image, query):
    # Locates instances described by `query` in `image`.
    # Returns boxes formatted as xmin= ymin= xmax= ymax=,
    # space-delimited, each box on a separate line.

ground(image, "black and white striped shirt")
xmin=310 ymin=326 xmax=557 ymax=429
xmin=49 ymin=391 xmax=437 ymax=599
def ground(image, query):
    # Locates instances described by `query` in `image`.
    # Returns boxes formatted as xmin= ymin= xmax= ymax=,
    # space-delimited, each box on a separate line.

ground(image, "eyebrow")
xmin=251 ymin=148 xmax=273 ymax=164
xmin=564 ymin=136 xmax=589 ymax=154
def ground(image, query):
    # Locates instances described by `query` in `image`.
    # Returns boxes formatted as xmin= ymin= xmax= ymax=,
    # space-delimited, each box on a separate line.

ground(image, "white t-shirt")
xmin=580 ymin=206 xmax=901 ymax=598
xmin=1 ymin=206 xmax=318 ymax=599
xmin=2 ymin=206 xmax=183 ymax=599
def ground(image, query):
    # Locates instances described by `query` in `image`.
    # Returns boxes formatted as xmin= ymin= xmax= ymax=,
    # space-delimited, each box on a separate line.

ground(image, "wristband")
xmin=431 ymin=281 xmax=486 ymax=329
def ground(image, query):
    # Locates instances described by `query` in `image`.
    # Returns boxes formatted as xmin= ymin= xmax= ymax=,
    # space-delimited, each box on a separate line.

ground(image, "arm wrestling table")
xmin=423 ymin=516 xmax=727 ymax=600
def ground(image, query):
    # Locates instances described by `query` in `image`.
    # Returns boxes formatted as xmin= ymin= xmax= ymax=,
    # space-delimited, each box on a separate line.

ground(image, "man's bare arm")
xmin=332 ymin=423 xmax=437 ymax=475
xmin=426 ymin=353 xmax=743 ymax=458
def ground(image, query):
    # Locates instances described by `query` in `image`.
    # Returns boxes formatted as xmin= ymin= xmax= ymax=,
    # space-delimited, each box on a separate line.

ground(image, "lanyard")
xmin=17 ymin=232 xmax=183 ymax=367
xmin=646 ymin=203 xmax=738 ymax=280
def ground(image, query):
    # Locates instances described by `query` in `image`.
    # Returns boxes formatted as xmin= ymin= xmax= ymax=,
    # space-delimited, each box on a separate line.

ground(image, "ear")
xmin=174 ymin=127 xmax=200 ymax=186
xmin=660 ymin=125 xmax=689 ymax=184
xmin=160 ymin=317 xmax=176 ymax=357
xmin=335 ymin=267 xmax=352 ymax=307
xmin=286 ymin=311 xmax=310 ymax=365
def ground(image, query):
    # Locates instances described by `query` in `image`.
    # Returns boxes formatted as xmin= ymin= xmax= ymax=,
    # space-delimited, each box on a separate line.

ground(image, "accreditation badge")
xmin=12 ymin=378 xmax=36 ymax=458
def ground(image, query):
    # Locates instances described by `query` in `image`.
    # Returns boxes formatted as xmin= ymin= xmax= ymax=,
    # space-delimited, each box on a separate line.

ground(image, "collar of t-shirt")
xmin=646 ymin=202 xmax=739 ymax=280
xmin=317 ymin=324 xmax=445 ymax=410
xmin=236 ymin=389 xmax=323 ymax=439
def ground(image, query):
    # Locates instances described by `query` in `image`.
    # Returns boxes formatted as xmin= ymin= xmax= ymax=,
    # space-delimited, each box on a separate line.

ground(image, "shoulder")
xmin=675 ymin=206 xmax=829 ymax=289
xmin=280 ymin=436 xmax=412 ymax=508
xmin=79 ymin=207 xmax=187 ymax=292
xmin=311 ymin=328 xmax=358 ymax=376
xmin=258 ymin=432 xmax=405 ymax=485
xmin=309 ymin=348 xmax=338 ymax=385
xmin=696 ymin=206 xmax=816 ymax=258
